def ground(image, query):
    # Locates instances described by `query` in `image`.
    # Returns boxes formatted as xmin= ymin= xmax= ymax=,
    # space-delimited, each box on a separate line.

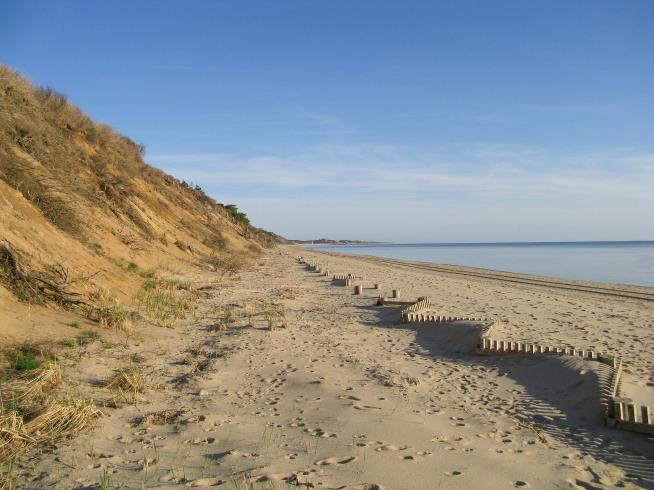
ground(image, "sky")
xmin=1 ymin=1 xmax=653 ymax=242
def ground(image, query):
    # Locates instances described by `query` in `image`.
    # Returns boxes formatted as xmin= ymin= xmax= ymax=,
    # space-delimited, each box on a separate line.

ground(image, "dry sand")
xmin=14 ymin=246 xmax=654 ymax=489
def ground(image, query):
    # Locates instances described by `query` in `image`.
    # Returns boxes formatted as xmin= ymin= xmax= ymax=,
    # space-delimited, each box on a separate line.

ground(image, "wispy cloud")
xmin=148 ymin=142 xmax=654 ymax=240
xmin=149 ymin=143 xmax=654 ymax=202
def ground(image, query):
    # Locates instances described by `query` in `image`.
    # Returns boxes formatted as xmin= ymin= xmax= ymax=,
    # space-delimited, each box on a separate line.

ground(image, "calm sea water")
xmin=306 ymin=241 xmax=654 ymax=287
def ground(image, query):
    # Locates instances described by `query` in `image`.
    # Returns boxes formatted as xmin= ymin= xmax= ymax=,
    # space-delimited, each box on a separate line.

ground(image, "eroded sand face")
xmin=17 ymin=247 xmax=654 ymax=489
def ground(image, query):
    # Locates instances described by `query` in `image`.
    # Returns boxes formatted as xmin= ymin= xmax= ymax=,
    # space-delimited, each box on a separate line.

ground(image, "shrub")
xmin=13 ymin=353 xmax=40 ymax=371
xmin=224 ymin=204 xmax=250 ymax=226
xmin=2 ymin=345 xmax=53 ymax=374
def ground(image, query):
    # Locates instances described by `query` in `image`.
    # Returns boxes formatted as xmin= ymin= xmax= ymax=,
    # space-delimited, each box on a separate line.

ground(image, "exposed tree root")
xmin=0 ymin=240 xmax=88 ymax=308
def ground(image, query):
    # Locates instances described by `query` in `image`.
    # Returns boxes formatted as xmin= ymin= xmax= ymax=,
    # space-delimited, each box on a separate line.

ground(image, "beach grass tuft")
xmin=103 ymin=366 xmax=148 ymax=403
xmin=134 ymin=277 xmax=196 ymax=327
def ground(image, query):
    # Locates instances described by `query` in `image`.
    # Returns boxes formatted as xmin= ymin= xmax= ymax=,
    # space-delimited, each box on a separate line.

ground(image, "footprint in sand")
xmin=183 ymin=437 xmax=215 ymax=445
xmin=226 ymin=449 xmax=260 ymax=458
xmin=376 ymin=444 xmax=411 ymax=452
xmin=186 ymin=477 xmax=225 ymax=487
xmin=338 ymin=394 xmax=362 ymax=401
xmin=314 ymin=456 xmax=357 ymax=466
xmin=256 ymin=472 xmax=296 ymax=483
xmin=305 ymin=427 xmax=337 ymax=438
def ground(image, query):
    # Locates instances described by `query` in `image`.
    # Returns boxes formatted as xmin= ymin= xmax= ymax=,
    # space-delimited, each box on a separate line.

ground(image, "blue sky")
xmin=2 ymin=1 xmax=653 ymax=241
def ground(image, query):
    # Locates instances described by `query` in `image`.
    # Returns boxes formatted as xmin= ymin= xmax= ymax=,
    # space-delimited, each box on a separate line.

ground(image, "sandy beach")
xmin=4 ymin=5 xmax=654 ymax=487
xmin=9 ymin=245 xmax=653 ymax=489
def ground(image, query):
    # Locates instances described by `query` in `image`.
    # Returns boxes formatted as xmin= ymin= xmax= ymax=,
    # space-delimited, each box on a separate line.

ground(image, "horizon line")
xmin=303 ymin=239 xmax=654 ymax=246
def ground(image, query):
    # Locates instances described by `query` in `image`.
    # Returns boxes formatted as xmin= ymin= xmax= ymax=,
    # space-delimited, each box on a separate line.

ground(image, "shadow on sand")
xmin=354 ymin=298 xmax=654 ymax=488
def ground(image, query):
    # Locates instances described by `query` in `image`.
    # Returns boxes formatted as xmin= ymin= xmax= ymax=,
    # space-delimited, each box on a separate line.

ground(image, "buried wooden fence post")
xmin=354 ymin=285 xmax=362 ymax=295
xmin=392 ymin=289 xmax=400 ymax=299
xmin=374 ymin=283 xmax=380 ymax=290
xmin=614 ymin=400 xmax=624 ymax=421
xmin=641 ymin=406 xmax=652 ymax=425
xmin=626 ymin=404 xmax=637 ymax=423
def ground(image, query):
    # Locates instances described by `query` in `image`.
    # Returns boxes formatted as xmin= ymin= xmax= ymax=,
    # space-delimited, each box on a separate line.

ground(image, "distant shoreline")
xmin=300 ymin=239 xmax=654 ymax=247
xmin=291 ymin=239 xmax=387 ymax=245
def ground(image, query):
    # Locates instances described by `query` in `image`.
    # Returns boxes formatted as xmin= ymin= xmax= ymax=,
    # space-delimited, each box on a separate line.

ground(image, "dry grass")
xmin=103 ymin=366 xmax=147 ymax=403
xmin=0 ymin=460 xmax=17 ymax=489
xmin=134 ymin=277 xmax=196 ymax=327
xmin=25 ymin=397 xmax=101 ymax=443
xmin=96 ymin=303 xmax=130 ymax=330
xmin=207 ymin=253 xmax=255 ymax=275
xmin=0 ymin=343 xmax=101 ymax=464
xmin=0 ymin=362 xmax=62 ymax=405
xmin=0 ymin=397 xmax=103 ymax=465
xmin=265 ymin=308 xmax=288 ymax=331
xmin=207 ymin=320 xmax=227 ymax=332
xmin=0 ymin=411 xmax=31 ymax=464
xmin=88 ymin=289 xmax=130 ymax=331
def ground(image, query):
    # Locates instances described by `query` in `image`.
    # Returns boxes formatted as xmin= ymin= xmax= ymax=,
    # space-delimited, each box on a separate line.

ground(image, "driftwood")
xmin=0 ymin=240 xmax=88 ymax=308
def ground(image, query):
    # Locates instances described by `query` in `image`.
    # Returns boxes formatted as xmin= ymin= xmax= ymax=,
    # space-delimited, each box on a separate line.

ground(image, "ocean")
xmin=305 ymin=241 xmax=654 ymax=287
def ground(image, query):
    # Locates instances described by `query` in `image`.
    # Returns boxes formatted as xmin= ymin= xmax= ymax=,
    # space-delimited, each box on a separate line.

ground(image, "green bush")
xmin=13 ymin=352 xmax=40 ymax=371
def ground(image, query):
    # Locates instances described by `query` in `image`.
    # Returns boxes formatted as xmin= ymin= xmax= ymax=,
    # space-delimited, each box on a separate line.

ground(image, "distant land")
xmin=291 ymin=238 xmax=385 ymax=245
